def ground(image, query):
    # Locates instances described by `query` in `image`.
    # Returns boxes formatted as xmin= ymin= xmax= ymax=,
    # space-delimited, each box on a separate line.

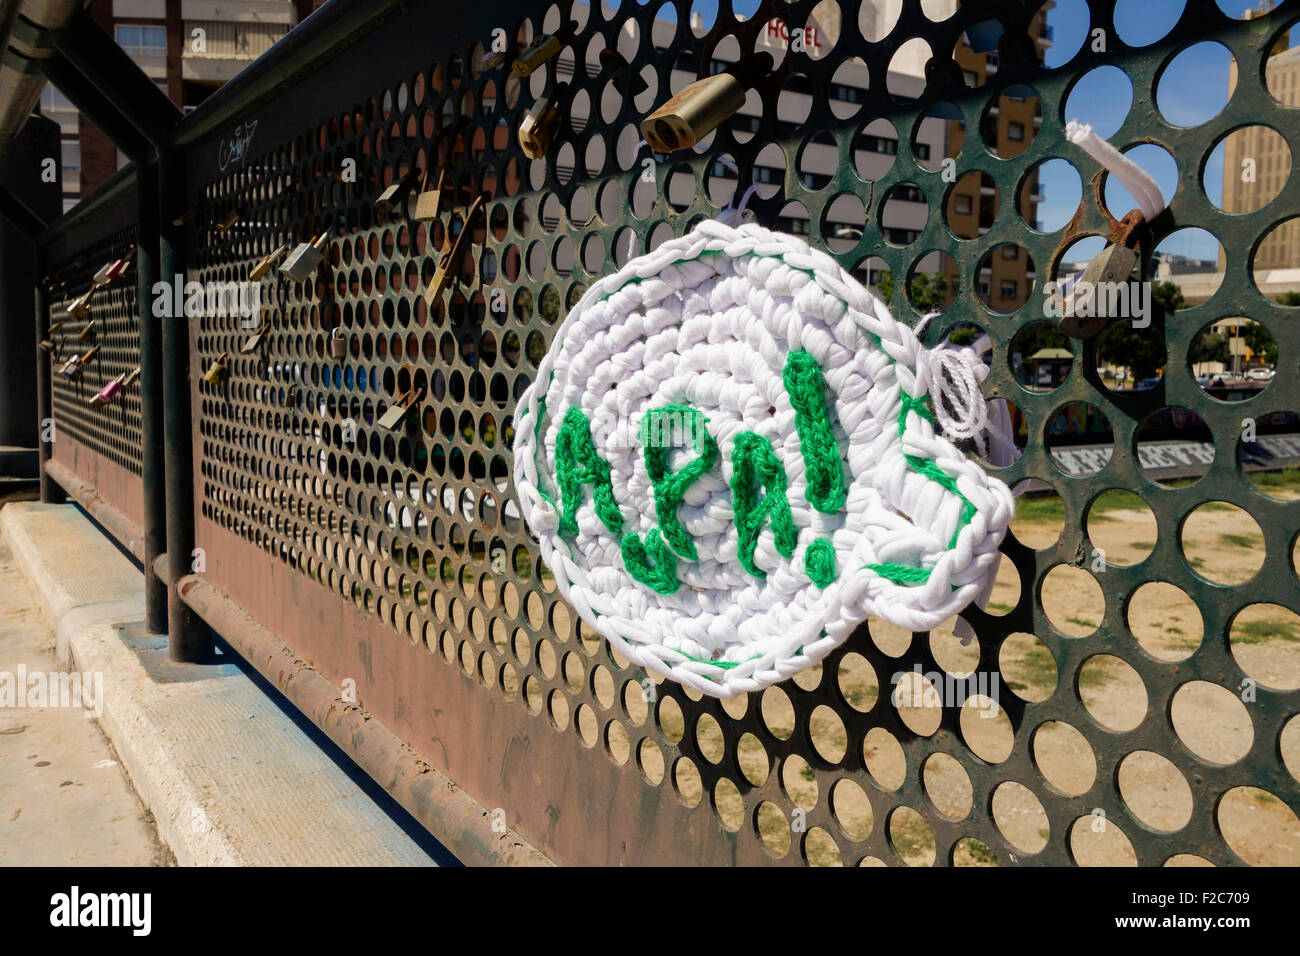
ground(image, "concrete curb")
xmin=1 ymin=502 xmax=439 ymax=866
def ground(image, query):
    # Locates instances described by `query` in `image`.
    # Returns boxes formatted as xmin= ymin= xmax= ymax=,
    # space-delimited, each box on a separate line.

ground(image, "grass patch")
xmin=1219 ymin=532 xmax=1262 ymax=548
xmin=1248 ymin=467 xmax=1300 ymax=494
xmin=1066 ymin=616 xmax=1097 ymax=629
xmin=1233 ymin=618 xmax=1300 ymax=645
xmin=1015 ymin=495 xmax=1065 ymax=524
xmin=987 ymin=601 xmax=1014 ymax=613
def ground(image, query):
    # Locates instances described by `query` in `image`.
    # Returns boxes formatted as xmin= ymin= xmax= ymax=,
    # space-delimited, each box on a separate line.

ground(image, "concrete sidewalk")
xmin=1 ymin=501 xmax=450 ymax=866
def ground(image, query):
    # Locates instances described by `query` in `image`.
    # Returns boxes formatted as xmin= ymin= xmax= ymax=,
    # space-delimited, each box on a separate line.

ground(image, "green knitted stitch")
xmin=783 ymin=350 xmax=846 ymax=514
xmin=805 ymin=538 xmax=836 ymax=588
xmin=730 ymin=431 xmax=798 ymax=580
xmin=865 ymin=562 xmax=933 ymax=585
xmin=622 ymin=528 xmax=679 ymax=594
xmin=897 ymin=394 xmax=976 ymax=549
xmin=555 ymin=407 xmax=623 ymax=538
xmin=639 ymin=405 xmax=718 ymax=560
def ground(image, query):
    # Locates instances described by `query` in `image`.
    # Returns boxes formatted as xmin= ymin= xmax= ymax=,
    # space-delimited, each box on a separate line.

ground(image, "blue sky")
xmin=674 ymin=0 xmax=1283 ymax=262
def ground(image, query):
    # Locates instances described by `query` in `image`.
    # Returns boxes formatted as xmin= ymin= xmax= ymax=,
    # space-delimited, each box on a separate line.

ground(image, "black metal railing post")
xmin=136 ymin=164 xmax=167 ymax=634
xmin=159 ymin=154 xmax=210 ymax=662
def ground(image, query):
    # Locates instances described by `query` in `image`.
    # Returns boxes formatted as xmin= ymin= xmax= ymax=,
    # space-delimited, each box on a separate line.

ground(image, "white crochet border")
xmin=512 ymin=219 xmax=1014 ymax=698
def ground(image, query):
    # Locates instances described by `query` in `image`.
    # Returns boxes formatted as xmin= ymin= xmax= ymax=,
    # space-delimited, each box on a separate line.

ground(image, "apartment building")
xmin=40 ymin=0 xmax=327 ymax=211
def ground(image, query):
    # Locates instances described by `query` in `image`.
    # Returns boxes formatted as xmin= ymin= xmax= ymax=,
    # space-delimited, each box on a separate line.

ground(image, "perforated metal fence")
xmin=36 ymin=0 xmax=1300 ymax=865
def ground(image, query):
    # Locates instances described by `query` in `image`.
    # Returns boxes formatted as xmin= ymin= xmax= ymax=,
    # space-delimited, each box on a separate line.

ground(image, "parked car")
xmin=1245 ymin=367 xmax=1275 ymax=382
xmin=1135 ymin=377 xmax=1161 ymax=390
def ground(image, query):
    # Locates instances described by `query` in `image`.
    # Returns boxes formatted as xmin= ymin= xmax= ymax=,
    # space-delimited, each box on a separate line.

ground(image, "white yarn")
xmin=512 ymin=219 xmax=1015 ymax=698
xmin=1065 ymin=119 xmax=1167 ymax=222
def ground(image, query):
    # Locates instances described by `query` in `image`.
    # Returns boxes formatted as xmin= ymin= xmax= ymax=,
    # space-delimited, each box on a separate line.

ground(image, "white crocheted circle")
xmin=513 ymin=219 xmax=1014 ymax=698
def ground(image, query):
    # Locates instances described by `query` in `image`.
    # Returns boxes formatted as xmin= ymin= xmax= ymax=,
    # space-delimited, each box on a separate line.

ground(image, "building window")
xmin=915 ymin=142 xmax=931 ymax=161
xmin=116 ymin=24 xmax=166 ymax=57
xmin=954 ymin=194 xmax=973 ymax=215
xmin=829 ymin=83 xmax=863 ymax=103
xmin=753 ymin=165 xmax=782 ymax=185
xmin=1001 ymin=245 xmax=1019 ymax=260
xmin=1008 ymin=121 xmax=1025 ymax=141
xmin=1000 ymin=280 xmax=1017 ymax=299
xmin=61 ymin=141 xmax=79 ymax=174
xmin=963 ymin=69 xmax=980 ymax=88
xmin=855 ymin=134 xmax=898 ymax=154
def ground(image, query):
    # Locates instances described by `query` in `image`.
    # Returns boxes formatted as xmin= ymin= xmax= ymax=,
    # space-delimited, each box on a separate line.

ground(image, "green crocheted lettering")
xmin=783 ymin=349 xmax=846 ymax=514
xmin=730 ymin=431 xmax=798 ymax=580
xmin=555 ymin=407 xmax=623 ymax=538
xmin=622 ymin=528 xmax=679 ymax=594
xmin=805 ymin=538 xmax=836 ymax=589
xmin=639 ymin=405 xmax=718 ymax=560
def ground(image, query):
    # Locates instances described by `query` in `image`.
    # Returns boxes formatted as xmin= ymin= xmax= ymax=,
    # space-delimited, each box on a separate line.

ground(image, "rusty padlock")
xmin=241 ymin=319 xmax=271 ymax=354
xmin=250 ymin=241 xmax=292 ymax=281
xmin=38 ymin=337 xmax=64 ymax=359
xmin=519 ymin=84 xmax=566 ymax=159
xmin=376 ymin=383 xmax=426 ymax=431
xmin=1057 ymin=242 xmax=1140 ymax=340
xmin=216 ymin=210 xmax=241 ymax=232
xmin=280 ymin=232 xmax=331 ymax=282
xmin=203 ymin=352 xmax=231 ymax=386
xmin=330 ymin=327 xmax=348 ymax=359
xmin=425 ymin=192 xmax=488 ymax=306
xmin=512 ymin=32 xmax=562 ymax=77
xmin=413 ymin=166 xmax=445 ymax=222
xmin=641 ymin=52 xmax=773 ymax=153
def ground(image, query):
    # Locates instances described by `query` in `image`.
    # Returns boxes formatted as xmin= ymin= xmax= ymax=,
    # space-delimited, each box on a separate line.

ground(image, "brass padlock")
xmin=424 ymin=193 xmax=488 ymax=306
xmin=519 ymin=84 xmax=566 ymax=160
xmin=216 ymin=210 xmax=241 ymax=232
xmin=330 ymin=327 xmax=348 ymax=359
xmin=123 ymin=366 xmax=141 ymax=389
xmin=413 ymin=167 xmax=445 ymax=222
xmin=203 ymin=352 xmax=231 ymax=386
xmin=38 ymin=337 xmax=63 ymax=358
xmin=284 ymin=384 xmax=302 ymax=410
xmin=241 ymin=320 xmax=271 ymax=354
xmin=597 ymin=49 xmax=648 ymax=97
xmin=511 ymin=33 xmax=562 ymax=77
xmin=376 ymin=384 xmax=426 ymax=431
xmin=375 ymin=165 xmax=419 ymax=215
xmin=250 ymin=241 xmax=291 ymax=281
xmin=641 ymin=52 xmax=773 ymax=152
xmin=78 ymin=345 xmax=101 ymax=366
xmin=78 ymin=318 xmax=97 ymax=343
xmin=280 ymin=232 xmax=331 ymax=282
xmin=1057 ymin=242 xmax=1140 ymax=340
xmin=67 ymin=286 xmax=97 ymax=320
xmin=47 ymin=321 xmax=65 ymax=336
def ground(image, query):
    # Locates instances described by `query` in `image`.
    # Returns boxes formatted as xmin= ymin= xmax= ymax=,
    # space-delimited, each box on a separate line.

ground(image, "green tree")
xmin=871 ymin=270 xmax=949 ymax=312
xmin=1240 ymin=320 xmax=1278 ymax=366
xmin=1190 ymin=330 xmax=1229 ymax=366
xmin=1094 ymin=282 xmax=1181 ymax=382
xmin=1277 ymin=291 xmax=1300 ymax=306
